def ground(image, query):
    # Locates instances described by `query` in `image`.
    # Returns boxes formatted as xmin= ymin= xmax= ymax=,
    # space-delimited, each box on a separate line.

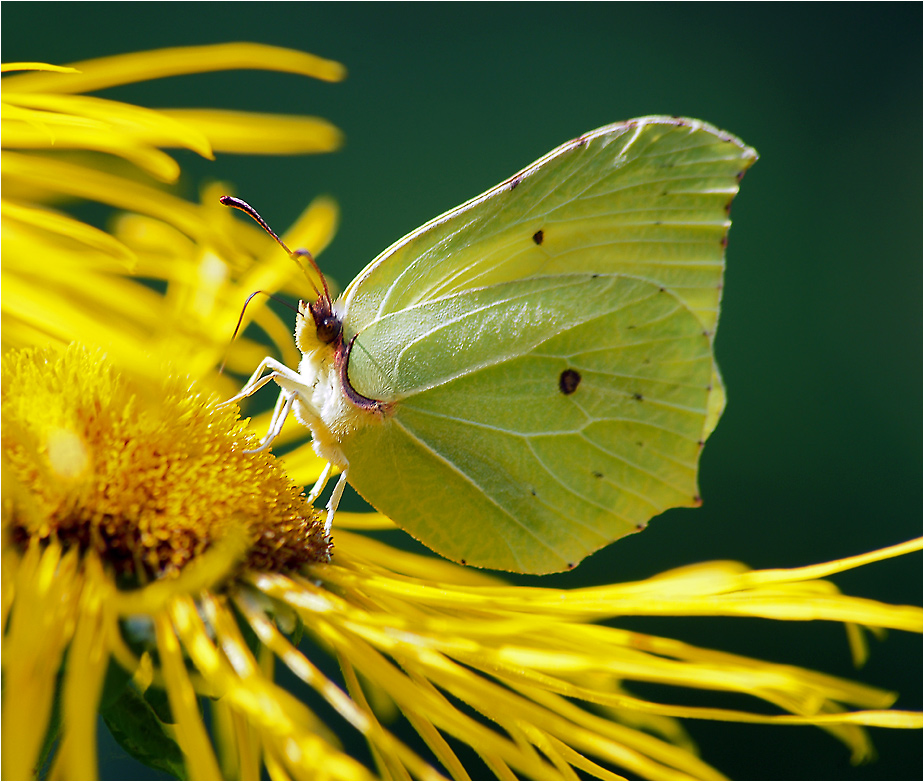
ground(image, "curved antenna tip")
xmin=220 ymin=195 xmax=329 ymax=301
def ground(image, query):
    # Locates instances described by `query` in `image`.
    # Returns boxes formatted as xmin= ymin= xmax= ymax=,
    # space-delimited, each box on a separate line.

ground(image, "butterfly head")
xmin=307 ymin=294 xmax=342 ymax=346
xmin=296 ymin=297 xmax=339 ymax=358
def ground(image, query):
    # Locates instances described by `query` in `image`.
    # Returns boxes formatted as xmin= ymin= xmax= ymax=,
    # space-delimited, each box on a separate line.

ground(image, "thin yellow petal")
xmin=112 ymin=528 xmax=250 ymax=616
xmin=1 ymin=62 xmax=80 ymax=74
xmin=3 ymin=43 xmax=346 ymax=94
xmin=740 ymin=537 xmax=924 ymax=586
xmin=1 ymin=542 xmax=82 ymax=780
xmin=236 ymin=595 xmax=441 ymax=780
xmin=2 ymin=199 xmax=137 ymax=266
xmin=50 ymin=565 xmax=112 ymax=779
xmin=176 ymin=595 xmax=371 ymax=780
xmin=1 ymin=151 xmax=232 ymax=250
xmin=4 ymin=92 xmax=215 ymax=159
xmin=332 ymin=529 xmax=507 ymax=586
xmin=155 ymin=611 xmax=223 ymax=780
xmin=160 ymin=109 xmax=343 ymax=155
xmin=334 ymin=513 xmax=398 ymax=531
xmin=2 ymin=125 xmax=183 ymax=180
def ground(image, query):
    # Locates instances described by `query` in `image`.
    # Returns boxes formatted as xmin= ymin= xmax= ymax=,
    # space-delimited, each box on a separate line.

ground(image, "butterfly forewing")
xmin=341 ymin=117 xmax=757 ymax=337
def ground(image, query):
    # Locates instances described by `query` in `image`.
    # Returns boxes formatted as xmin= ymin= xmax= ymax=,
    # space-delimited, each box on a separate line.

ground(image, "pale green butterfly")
xmin=224 ymin=116 xmax=757 ymax=574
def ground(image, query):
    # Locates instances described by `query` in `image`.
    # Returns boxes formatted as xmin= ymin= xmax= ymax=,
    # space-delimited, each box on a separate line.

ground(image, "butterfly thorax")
xmin=293 ymin=298 xmax=382 ymax=469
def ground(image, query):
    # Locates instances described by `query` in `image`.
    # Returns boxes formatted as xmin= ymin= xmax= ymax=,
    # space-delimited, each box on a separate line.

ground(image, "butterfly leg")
xmin=224 ymin=357 xmax=313 ymax=452
xmin=244 ymin=390 xmax=294 ymax=454
xmin=223 ymin=357 xmax=299 ymax=406
xmin=324 ymin=469 xmax=348 ymax=538
xmin=305 ymin=461 xmax=333 ymax=504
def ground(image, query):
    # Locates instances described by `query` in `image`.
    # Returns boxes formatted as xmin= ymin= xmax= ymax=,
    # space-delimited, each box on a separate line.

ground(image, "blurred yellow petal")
xmin=1 ymin=62 xmax=80 ymax=74
xmin=2 ymin=151 xmax=224 ymax=240
xmin=49 ymin=564 xmax=112 ymax=779
xmin=2 ymin=43 xmax=346 ymax=94
xmin=161 ymin=108 xmax=343 ymax=155
xmin=155 ymin=611 xmax=224 ymax=780
xmin=2 ymin=198 xmax=136 ymax=265
xmin=4 ymin=92 xmax=215 ymax=158
xmin=1 ymin=542 xmax=82 ymax=780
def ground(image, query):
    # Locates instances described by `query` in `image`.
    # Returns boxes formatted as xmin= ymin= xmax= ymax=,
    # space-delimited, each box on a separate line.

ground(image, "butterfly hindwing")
xmin=343 ymin=274 xmax=712 ymax=573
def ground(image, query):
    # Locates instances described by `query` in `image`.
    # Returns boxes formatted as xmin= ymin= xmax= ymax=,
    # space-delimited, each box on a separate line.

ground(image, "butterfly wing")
xmin=344 ymin=273 xmax=713 ymax=573
xmin=336 ymin=117 xmax=756 ymax=572
xmin=341 ymin=117 xmax=757 ymax=336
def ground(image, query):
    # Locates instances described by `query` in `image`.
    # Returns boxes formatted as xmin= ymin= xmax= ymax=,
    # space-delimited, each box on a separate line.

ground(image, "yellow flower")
xmin=2 ymin=45 xmax=921 ymax=780
xmin=2 ymin=344 xmax=336 ymax=778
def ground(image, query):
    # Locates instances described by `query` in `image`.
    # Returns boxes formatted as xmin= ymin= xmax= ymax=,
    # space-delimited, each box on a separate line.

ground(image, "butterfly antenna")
xmin=218 ymin=289 xmax=301 ymax=375
xmin=220 ymin=195 xmax=329 ymax=302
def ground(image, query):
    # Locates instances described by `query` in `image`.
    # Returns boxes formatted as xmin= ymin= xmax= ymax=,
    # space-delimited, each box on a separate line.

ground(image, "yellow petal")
xmin=2 ymin=199 xmax=137 ymax=266
xmin=160 ymin=109 xmax=343 ymax=155
xmin=3 ymin=43 xmax=346 ymax=94
xmin=1 ymin=62 xmax=80 ymax=74
xmin=5 ymin=92 xmax=215 ymax=159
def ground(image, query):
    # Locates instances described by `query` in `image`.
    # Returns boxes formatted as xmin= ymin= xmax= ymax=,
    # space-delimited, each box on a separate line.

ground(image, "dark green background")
xmin=5 ymin=3 xmax=921 ymax=779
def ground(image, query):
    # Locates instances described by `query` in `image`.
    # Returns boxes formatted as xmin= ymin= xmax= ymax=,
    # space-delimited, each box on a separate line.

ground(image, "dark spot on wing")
xmin=725 ymin=199 xmax=734 ymax=215
xmin=632 ymin=392 xmax=644 ymax=401
xmin=720 ymin=235 xmax=728 ymax=248
xmin=636 ymin=440 xmax=644 ymax=447
xmin=692 ymin=495 xmax=703 ymax=506
xmin=592 ymin=470 xmax=603 ymax=479
xmin=635 ymin=523 xmax=646 ymax=531
xmin=697 ymin=440 xmax=705 ymax=448
xmin=532 ymin=229 xmax=544 ymax=245
xmin=566 ymin=562 xmax=576 ymax=570
xmin=627 ymin=324 xmax=636 ymax=330
xmin=459 ymin=559 xmax=467 ymax=565
xmin=559 ymin=369 xmax=581 ymax=395
xmin=530 ymin=488 xmax=537 ymax=497
xmin=509 ymin=176 xmax=521 ymax=190
xmin=737 ymin=170 xmax=747 ymax=181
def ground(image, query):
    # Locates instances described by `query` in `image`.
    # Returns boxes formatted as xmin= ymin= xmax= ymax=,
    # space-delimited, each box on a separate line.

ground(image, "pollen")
xmin=2 ymin=344 xmax=330 ymax=583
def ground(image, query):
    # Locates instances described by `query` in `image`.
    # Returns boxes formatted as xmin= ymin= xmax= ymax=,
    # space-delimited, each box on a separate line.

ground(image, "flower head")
xmin=2 ymin=44 xmax=921 ymax=781
xmin=3 ymin=344 xmax=330 ymax=582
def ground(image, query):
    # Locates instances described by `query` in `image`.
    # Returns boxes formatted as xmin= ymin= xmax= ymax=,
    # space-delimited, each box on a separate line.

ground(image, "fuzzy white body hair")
xmin=291 ymin=302 xmax=369 ymax=469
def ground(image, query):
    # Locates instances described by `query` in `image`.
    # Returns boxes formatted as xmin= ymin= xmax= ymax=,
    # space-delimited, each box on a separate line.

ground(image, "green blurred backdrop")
xmin=4 ymin=3 xmax=921 ymax=779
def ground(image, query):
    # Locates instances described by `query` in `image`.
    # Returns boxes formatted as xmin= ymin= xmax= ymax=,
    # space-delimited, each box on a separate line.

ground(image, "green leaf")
xmin=101 ymin=683 xmax=186 ymax=780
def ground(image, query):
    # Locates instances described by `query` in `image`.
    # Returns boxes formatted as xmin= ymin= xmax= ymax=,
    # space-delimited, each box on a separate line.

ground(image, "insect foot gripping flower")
xmin=1 ymin=345 xmax=336 ymax=779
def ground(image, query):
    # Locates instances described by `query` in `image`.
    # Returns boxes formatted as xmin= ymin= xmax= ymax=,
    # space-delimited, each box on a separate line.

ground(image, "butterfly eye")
xmin=315 ymin=314 xmax=340 ymax=344
xmin=308 ymin=297 xmax=341 ymax=344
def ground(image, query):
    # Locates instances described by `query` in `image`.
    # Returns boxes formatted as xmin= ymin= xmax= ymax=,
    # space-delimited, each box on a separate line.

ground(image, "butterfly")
xmin=224 ymin=116 xmax=757 ymax=574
